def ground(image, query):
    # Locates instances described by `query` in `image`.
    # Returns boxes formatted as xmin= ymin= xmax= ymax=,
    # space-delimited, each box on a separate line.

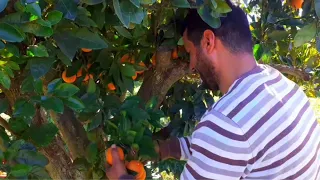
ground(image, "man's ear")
xmin=201 ymin=30 xmax=215 ymax=54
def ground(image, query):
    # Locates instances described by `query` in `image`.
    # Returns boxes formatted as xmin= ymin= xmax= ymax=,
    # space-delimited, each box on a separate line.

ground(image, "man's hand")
xmin=106 ymin=145 xmax=128 ymax=180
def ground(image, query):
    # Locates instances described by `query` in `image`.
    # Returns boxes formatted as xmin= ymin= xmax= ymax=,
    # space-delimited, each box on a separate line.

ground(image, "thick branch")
xmin=269 ymin=64 xmax=310 ymax=81
xmin=49 ymin=107 xmax=90 ymax=160
xmin=0 ymin=117 xmax=17 ymax=137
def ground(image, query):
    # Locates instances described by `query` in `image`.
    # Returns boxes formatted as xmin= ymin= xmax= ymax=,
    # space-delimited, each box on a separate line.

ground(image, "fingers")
xmin=111 ymin=144 xmax=121 ymax=163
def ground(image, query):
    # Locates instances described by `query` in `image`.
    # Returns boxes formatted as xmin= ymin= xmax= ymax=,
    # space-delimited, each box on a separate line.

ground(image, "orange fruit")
xmin=77 ymin=68 xmax=83 ymax=77
xmin=121 ymin=54 xmax=135 ymax=64
xmin=172 ymin=48 xmax=178 ymax=60
xmin=106 ymin=147 xmax=124 ymax=165
xmin=136 ymin=62 xmax=146 ymax=74
xmin=126 ymin=160 xmax=146 ymax=180
xmin=151 ymin=54 xmax=156 ymax=66
xmin=83 ymin=74 xmax=93 ymax=82
xmin=108 ymin=83 xmax=116 ymax=91
xmin=82 ymin=48 xmax=92 ymax=53
xmin=87 ymin=63 xmax=92 ymax=69
xmin=132 ymin=73 xmax=138 ymax=80
xmin=62 ymin=70 xmax=76 ymax=84
xmin=290 ymin=0 xmax=303 ymax=9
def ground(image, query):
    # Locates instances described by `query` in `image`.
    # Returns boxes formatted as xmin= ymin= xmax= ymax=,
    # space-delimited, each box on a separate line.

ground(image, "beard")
xmin=196 ymin=49 xmax=220 ymax=91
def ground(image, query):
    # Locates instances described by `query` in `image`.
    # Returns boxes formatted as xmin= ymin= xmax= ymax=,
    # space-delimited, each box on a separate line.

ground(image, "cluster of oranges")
xmin=120 ymin=54 xmax=146 ymax=81
xmin=106 ymin=147 xmax=146 ymax=180
xmin=62 ymin=63 xmax=93 ymax=84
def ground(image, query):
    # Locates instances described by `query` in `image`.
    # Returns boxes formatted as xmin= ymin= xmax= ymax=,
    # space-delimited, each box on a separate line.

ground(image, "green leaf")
xmin=114 ymin=26 xmax=132 ymax=39
xmin=13 ymin=100 xmax=35 ymax=118
xmin=120 ymin=64 xmax=136 ymax=77
xmin=75 ymin=15 xmax=98 ymax=27
xmin=113 ymin=0 xmax=129 ymax=28
xmin=140 ymin=0 xmax=156 ymax=5
xmin=120 ymin=1 xmax=145 ymax=24
xmin=29 ymin=167 xmax=50 ymax=179
xmin=53 ymin=32 xmax=78 ymax=60
xmin=11 ymin=164 xmax=32 ymax=177
xmin=0 ymin=41 xmax=4 ymax=49
xmin=0 ymin=0 xmax=8 ymax=13
xmin=294 ymin=23 xmax=316 ymax=47
xmin=21 ymin=76 xmax=34 ymax=93
xmin=87 ymin=78 xmax=96 ymax=94
xmin=216 ymin=0 xmax=232 ymax=13
xmin=104 ymin=95 xmax=121 ymax=109
xmin=21 ymin=22 xmax=53 ymax=37
xmin=53 ymin=83 xmax=80 ymax=97
xmin=55 ymin=0 xmax=78 ymax=20
xmin=113 ymin=0 xmax=145 ymax=27
xmin=92 ymin=6 xmax=106 ymax=29
xmin=2 ymin=66 xmax=14 ymax=78
xmin=41 ymin=96 xmax=64 ymax=114
xmin=130 ymin=0 xmax=140 ymax=7
xmin=22 ymin=123 xmax=58 ymax=147
xmin=0 ymin=44 xmax=20 ymax=58
xmin=81 ymin=0 xmax=104 ymax=5
xmin=32 ymin=79 xmax=42 ymax=94
xmin=63 ymin=96 xmax=85 ymax=111
xmin=47 ymin=78 xmax=63 ymax=94
xmin=86 ymin=143 xmax=98 ymax=163
xmin=25 ymin=2 xmax=41 ymax=18
xmin=268 ymin=30 xmax=289 ymax=40
xmin=27 ymin=45 xmax=49 ymax=57
xmin=0 ymin=23 xmax=25 ymax=42
xmin=253 ymin=44 xmax=263 ymax=61
xmin=197 ymin=5 xmax=221 ymax=29
xmin=87 ymin=113 xmax=102 ymax=131
xmin=0 ymin=98 xmax=9 ymax=114
xmin=7 ymin=61 xmax=20 ymax=70
xmin=9 ymin=118 xmax=29 ymax=133
xmin=28 ymin=57 xmax=55 ymax=79
xmin=138 ymin=136 xmax=158 ymax=159
xmin=177 ymin=37 xmax=184 ymax=45
xmin=0 ymin=70 xmax=11 ymax=89
xmin=315 ymin=0 xmax=320 ymax=18
xmin=16 ymin=150 xmax=49 ymax=167
xmin=127 ymin=107 xmax=150 ymax=122
xmin=172 ymin=0 xmax=190 ymax=8
xmin=47 ymin=10 xmax=63 ymax=25
xmin=74 ymin=28 xmax=108 ymax=49
xmin=119 ymin=113 xmax=131 ymax=132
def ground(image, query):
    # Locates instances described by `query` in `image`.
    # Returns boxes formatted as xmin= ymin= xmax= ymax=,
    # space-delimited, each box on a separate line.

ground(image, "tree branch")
xmin=269 ymin=64 xmax=310 ymax=81
xmin=0 ymin=116 xmax=17 ymax=137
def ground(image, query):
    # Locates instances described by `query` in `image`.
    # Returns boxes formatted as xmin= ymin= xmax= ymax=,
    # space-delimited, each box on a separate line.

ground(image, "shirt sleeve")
xmin=178 ymin=136 xmax=192 ymax=160
xmin=180 ymin=110 xmax=253 ymax=180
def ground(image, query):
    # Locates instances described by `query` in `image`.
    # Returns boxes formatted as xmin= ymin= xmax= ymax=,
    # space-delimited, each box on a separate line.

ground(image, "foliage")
xmin=0 ymin=0 xmax=318 ymax=179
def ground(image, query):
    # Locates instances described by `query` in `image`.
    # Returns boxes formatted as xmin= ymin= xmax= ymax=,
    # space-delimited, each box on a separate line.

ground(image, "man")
xmin=107 ymin=1 xmax=320 ymax=179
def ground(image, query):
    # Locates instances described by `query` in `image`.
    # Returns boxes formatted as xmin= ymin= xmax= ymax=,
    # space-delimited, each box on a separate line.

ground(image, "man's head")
xmin=182 ymin=1 xmax=253 ymax=91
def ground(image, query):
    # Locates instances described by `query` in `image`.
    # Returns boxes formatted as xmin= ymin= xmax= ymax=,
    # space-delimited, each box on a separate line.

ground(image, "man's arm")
xmin=180 ymin=110 xmax=253 ymax=179
xmin=156 ymin=136 xmax=192 ymax=160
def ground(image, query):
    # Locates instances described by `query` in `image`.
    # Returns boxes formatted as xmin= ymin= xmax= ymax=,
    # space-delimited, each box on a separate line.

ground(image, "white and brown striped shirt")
xmin=178 ymin=64 xmax=320 ymax=179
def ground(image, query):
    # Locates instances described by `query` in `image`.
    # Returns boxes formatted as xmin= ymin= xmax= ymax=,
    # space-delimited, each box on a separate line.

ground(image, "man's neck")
xmin=218 ymin=53 xmax=257 ymax=94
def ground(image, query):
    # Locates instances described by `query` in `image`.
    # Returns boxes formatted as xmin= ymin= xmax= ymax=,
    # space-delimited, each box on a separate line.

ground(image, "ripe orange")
xmin=136 ymin=62 xmax=146 ymax=74
xmin=82 ymin=48 xmax=92 ymax=53
xmin=83 ymin=74 xmax=93 ymax=82
xmin=87 ymin=63 xmax=92 ymax=69
xmin=121 ymin=54 xmax=135 ymax=64
xmin=62 ymin=70 xmax=76 ymax=84
xmin=107 ymin=83 xmax=116 ymax=91
xmin=151 ymin=54 xmax=156 ymax=66
xmin=106 ymin=147 xmax=124 ymax=165
xmin=290 ymin=0 xmax=303 ymax=9
xmin=132 ymin=73 xmax=138 ymax=80
xmin=126 ymin=160 xmax=146 ymax=180
xmin=171 ymin=48 xmax=178 ymax=60
xmin=77 ymin=68 xmax=83 ymax=77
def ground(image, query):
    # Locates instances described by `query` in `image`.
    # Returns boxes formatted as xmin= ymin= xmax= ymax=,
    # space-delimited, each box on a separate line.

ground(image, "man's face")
xmin=183 ymin=30 xmax=220 ymax=91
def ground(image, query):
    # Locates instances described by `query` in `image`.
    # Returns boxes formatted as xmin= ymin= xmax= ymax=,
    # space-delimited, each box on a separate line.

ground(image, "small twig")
xmin=269 ymin=64 xmax=310 ymax=81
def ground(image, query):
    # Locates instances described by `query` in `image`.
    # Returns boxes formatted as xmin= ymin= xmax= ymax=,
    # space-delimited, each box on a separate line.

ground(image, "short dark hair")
xmin=183 ymin=1 xmax=253 ymax=53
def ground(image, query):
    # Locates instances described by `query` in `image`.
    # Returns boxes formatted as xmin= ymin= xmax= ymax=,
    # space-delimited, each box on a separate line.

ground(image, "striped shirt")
xmin=178 ymin=64 xmax=320 ymax=180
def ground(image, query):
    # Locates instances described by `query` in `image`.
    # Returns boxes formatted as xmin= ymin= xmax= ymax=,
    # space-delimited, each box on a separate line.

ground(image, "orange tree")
xmin=0 ymin=0 xmax=319 ymax=179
